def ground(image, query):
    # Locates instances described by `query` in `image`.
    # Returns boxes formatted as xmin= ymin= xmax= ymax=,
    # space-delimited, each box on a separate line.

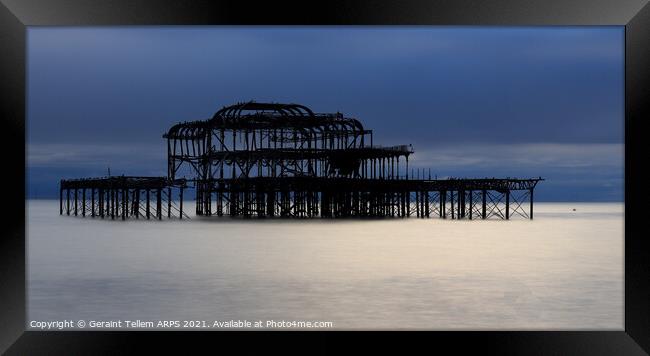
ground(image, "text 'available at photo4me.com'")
xmin=29 ymin=319 xmax=334 ymax=330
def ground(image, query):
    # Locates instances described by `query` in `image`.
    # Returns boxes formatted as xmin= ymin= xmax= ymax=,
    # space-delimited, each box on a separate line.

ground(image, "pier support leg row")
xmin=57 ymin=177 xmax=536 ymax=222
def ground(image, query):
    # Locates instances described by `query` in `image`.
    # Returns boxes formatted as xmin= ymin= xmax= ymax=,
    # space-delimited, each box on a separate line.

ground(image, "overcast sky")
xmin=27 ymin=27 xmax=624 ymax=201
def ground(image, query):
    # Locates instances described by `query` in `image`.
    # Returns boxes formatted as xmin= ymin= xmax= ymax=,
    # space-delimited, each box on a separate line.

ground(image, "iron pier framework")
xmin=59 ymin=177 xmax=188 ymax=220
xmin=60 ymin=102 xmax=542 ymax=220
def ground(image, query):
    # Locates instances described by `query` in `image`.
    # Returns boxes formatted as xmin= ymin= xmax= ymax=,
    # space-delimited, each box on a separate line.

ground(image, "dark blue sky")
xmin=27 ymin=27 xmax=624 ymax=201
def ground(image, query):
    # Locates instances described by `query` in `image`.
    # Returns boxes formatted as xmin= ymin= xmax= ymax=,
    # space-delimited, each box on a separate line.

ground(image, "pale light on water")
xmin=27 ymin=200 xmax=623 ymax=330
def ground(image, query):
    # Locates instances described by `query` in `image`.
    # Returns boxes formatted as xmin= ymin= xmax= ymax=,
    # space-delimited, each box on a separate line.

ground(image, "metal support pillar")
xmin=111 ymin=189 xmax=115 ymax=220
xmin=99 ymin=188 xmax=104 ymax=217
xmin=482 ymin=189 xmax=486 ymax=219
xmin=529 ymin=188 xmax=534 ymax=220
xmin=460 ymin=190 xmax=465 ymax=218
xmin=135 ymin=189 xmax=140 ymax=219
xmin=442 ymin=191 xmax=446 ymax=219
xmin=59 ymin=186 xmax=63 ymax=215
xmin=425 ymin=192 xmax=429 ymax=218
xmin=451 ymin=190 xmax=455 ymax=219
xmin=505 ymin=189 xmax=510 ymax=220
xmin=157 ymin=188 xmax=162 ymax=220
xmin=168 ymin=187 xmax=172 ymax=218
xmin=179 ymin=187 xmax=184 ymax=219
xmin=146 ymin=189 xmax=150 ymax=219
xmin=122 ymin=188 xmax=127 ymax=220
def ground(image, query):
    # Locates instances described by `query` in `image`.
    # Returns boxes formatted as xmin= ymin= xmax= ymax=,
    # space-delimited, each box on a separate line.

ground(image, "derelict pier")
xmin=59 ymin=102 xmax=542 ymax=220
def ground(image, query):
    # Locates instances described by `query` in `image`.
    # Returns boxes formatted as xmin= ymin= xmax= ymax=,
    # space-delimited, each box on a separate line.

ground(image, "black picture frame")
xmin=1 ymin=0 xmax=648 ymax=354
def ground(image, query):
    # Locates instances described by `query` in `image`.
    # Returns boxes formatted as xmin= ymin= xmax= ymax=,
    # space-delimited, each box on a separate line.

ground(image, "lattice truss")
xmin=405 ymin=189 xmax=533 ymax=220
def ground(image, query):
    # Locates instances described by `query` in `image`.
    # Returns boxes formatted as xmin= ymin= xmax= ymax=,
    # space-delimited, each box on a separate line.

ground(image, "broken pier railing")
xmin=59 ymin=176 xmax=189 ymax=220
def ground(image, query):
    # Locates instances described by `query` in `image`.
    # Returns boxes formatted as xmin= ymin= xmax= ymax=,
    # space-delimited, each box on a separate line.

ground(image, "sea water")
xmin=27 ymin=200 xmax=623 ymax=330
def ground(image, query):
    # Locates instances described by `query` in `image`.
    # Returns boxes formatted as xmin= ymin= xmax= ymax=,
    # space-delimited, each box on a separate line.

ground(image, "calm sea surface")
xmin=27 ymin=200 xmax=623 ymax=330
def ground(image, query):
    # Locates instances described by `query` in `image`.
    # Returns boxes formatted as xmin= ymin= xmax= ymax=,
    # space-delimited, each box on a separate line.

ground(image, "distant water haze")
xmin=27 ymin=200 xmax=623 ymax=330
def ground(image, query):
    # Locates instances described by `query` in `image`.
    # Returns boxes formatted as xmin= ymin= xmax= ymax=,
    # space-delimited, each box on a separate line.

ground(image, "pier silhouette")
xmin=60 ymin=102 xmax=542 ymax=220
